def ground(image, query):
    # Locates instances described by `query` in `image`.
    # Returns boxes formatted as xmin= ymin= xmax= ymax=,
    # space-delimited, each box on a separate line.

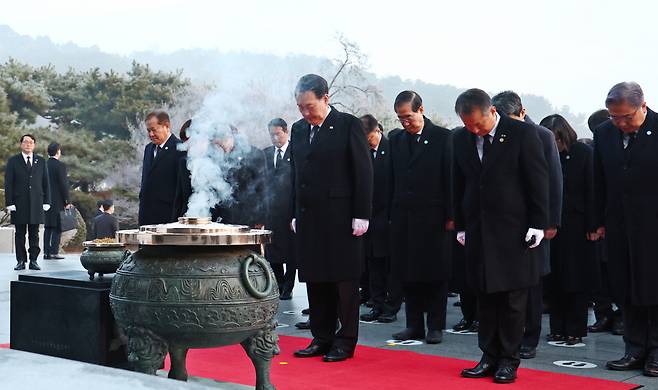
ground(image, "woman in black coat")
xmin=540 ymin=114 xmax=599 ymax=344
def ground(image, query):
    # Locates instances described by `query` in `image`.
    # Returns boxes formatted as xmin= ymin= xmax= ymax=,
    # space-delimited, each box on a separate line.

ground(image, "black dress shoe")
xmin=565 ymin=336 xmax=582 ymax=345
xmin=452 ymin=318 xmax=472 ymax=332
xmin=606 ymin=354 xmax=644 ymax=371
xmin=546 ymin=334 xmax=565 ymax=342
xmin=14 ymin=261 xmax=26 ymax=270
xmin=294 ymin=343 xmax=330 ymax=358
xmin=279 ymin=292 xmax=292 ymax=300
xmin=461 ymin=359 xmax=496 ymax=378
xmin=301 ymin=308 xmax=310 ymax=315
xmin=377 ymin=313 xmax=397 ymax=323
xmin=43 ymin=254 xmax=51 ymax=260
xmin=360 ymin=309 xmax=381 ymax=322
xmin=295 ymin=320 xmax=311 ymax=330
xmin=468 ymin=321 xmax=479 ymax=333
xmin=588 ymin=316 xmax=612 ymax=333
xmin=644 ymin=360 xmax=658 ymax=377
xmin=323 ymin=347 xmax=353 ymax=362
xmin=28 ymin=262 xmax=41 ymax=270
xmin=519 ymin=345 xmax=537 ymax=359
xmin=50 ymin=255 xmax=65 ymax=260
xmin=612 ymin=317 xmax=624 ymax=335
xmin=392 ymin=328 xmax=425 ymax=341
xmin=426 ymin=330 xmax=443 ymax=344
xmin=494 ymin=365 xmax=517 ymax=384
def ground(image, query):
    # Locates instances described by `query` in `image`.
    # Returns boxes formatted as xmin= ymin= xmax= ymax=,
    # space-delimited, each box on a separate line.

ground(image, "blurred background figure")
xmin=44 ymin=142 xmax=70 ymax=260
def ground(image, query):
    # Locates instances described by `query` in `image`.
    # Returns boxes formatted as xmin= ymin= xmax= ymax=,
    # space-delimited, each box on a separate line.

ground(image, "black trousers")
xmin=307 ymin=280 xmax=360 ymax=352
xmin=15 ymin=224 xmax=40 ymax=262
xmin=521 ymin=280 xmax=543 ymax=348
xmin=624 ymin=304 xmax=658 ymax=360
xmin=403 ymin=281 xmax=448 ymax=333
xmin=548 ymin=291 xmax=588 ymax=338
xmin=478 ymin=288 xmax=528 ymax=367
xmin=592 ymin=260 xmax=623 ymax=320
xmin=44 ymin=218 xmax=62 ymax=256
xmin=270 ymin=263 xmax=296 ymax=296
xmin=367 ymin=255 xmax=402 ymax=315
xmin=460 ymin=291 xmax=478 ymax=323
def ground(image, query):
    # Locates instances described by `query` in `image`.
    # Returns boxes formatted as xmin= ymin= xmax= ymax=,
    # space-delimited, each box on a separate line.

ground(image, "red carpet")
xmin=163 ymin=335 xmax=641 ymax=390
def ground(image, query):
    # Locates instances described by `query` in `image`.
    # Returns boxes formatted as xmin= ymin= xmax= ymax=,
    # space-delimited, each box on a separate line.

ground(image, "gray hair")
xmin=492 ymin=90 xmax=523 ymax=116
xmin=605 ymin=82 xmax=644 ymax=108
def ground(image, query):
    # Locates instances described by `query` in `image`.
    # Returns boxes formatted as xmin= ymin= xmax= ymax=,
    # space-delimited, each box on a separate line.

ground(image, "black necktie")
xmin=371 ymin=149 xmax=377 ymax=161
xmin=482 ymin=134 xmax=492 ymax=159
xmin=624 ymin=132 xmax=637 ymax=166
xmin=26 ymin=156 xmax=32 ymax=169
xmin=154 ymin=145 xmax=160 ymax=158
xmin=407 ymin=132 xmax=418 ymax=154
xmin=275 ymin=148 xmax=283 ymax=169
xmin=310 ymin=125 xmax=320 ymax=143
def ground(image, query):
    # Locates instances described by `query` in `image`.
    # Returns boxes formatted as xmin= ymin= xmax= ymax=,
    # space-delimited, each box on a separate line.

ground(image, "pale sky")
xmin=1 ymin=0 xmax=656 ymax=114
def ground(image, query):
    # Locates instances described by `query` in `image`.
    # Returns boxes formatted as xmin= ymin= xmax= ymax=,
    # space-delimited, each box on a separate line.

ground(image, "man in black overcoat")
xmin=44 ymin=142 xmax=70 ymax=260
xmin=387 ymin=91 xmax=453 ymax=344
xmin=263 ymin=118 xmax=296 ymax=299
xmin=492 ymin=91 xmax=564 ymax=359
xmin=290 ymin=74 xmax=373 ymax=362
xmin=93 ymin=200 xmax=119 ymax=239
xmin=4 ymin=134 xmax=51 ymax=270
xmin=453 ymin=89 xmax=548 ymax=384
xmin=359 ymin=116 xmax=401 ymax=324
xmin=139 ymin=111 xmax=183 ymax=226
xmin=594 ymin=82 xmax=658 ymax=376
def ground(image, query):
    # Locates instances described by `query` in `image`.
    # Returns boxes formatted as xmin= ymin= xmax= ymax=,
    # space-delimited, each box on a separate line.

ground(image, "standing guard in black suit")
xmin=587 ymin=109 xmax=624 ymax=335
xmin=92 ymin=199 xmax=119 ymax=239
xmin=359 ymin=116 xmax=401 ymax=324
xmin=139 ymin=111 xmax=183 ymax=226
xmin=539 ymin=114 xmax=598 ymax=345
xmin=291 ymin=74 xmax=373 ymax=363
xmin=388 ymin=91 xmax=453 ymax=344
xmin=44 ymin=142 xmax=70 ymax=260
xmin=263 ymin=118 xmax=296 ymax=300
xmin=491 ymin=91 xmax=564 ymax=359
xmin=454 ymin=89 xmax=548 ymax=384
xmin=594 ymin=82 xmax=658 ymax=377
xmin=4 ymin=134 xmax=51 ymax=270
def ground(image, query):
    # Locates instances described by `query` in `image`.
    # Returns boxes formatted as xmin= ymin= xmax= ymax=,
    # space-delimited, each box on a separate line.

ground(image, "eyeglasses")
xmin=609 ymin=108 xmax=640 ymax=122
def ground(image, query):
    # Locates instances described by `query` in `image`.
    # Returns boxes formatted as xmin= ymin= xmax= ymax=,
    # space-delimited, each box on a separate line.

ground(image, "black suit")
xmin=44 ymin=157 xmax=69 ymax=256
xmin=263 ymin=143 xmax=296 ymax=296
xmin=210 ymin=146 xmax=267 ymax=227
xmin=364 ymin=137 xmax=402 ymax=316
xmin=453 ymin=115 xmax=549 ymax=367
xmin=4 ymin=153 xmax=51 ymax=263
xmin=522 ymin=123 xmax=563 ymax=349
xmin=546 ymin=142 xmax=596 ymax=338
xmin=139 ymin=135 xmax=183 ymax=226
xmin=92 ymin=212 xmax=119 ymax=239
xmin=290 ymin=106 xmax=373 ymax=352
xmin=594 ymin=108 xmax=658 ymax=358
xmin=389 ymin=118 xmax=453 ymax=332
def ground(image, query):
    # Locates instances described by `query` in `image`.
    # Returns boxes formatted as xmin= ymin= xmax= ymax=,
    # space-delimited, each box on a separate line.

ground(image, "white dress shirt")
xmin=273 ymin=141 xmax=289 ymax=168
xmin=153 ymin=133 xmax=172 ymax=158
xmin=476 ymin=112 xmax=501 ymax=161
xmin=21 ymin=152 xmax=34 ymax=165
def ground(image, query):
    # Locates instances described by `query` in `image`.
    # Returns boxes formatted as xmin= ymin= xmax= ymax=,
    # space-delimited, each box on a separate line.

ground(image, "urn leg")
xmin=167 ymin=345 xmax=189 ymax=381
xmin=124 ymin=326 xmax=168 ymax=376
xmin=88 ymin=270 xmax=95 ymax=280
xmin=241 ymin=322 xmax=279 ymax=390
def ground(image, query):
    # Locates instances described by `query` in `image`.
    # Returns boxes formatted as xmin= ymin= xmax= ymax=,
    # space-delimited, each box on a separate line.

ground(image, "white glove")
xmin=352 ymin=218 xmax=369 ymax=236
xmin=525 ymin=228 xmax=544 ymax=249
xmin=43 ymin=204 xmax=51 ymax=211
xmin=291 ymin=218 xmax=296 ymax=233
xmin=456 ymin=231 xmax=466 ymax=246
xmin=7 ymin=205 xmax=16 ymax=212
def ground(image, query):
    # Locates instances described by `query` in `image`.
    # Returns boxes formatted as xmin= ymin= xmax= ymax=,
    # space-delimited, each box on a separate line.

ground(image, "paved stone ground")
xmin=0 ymin=253 xmax=655 ymax=389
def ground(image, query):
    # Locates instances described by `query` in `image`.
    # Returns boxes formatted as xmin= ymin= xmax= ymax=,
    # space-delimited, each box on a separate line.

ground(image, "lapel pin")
xmin=381 ymin=150 xmax=385 ymax=155
xmin=647 ymin=130 xmax=653 ymax=135
xmin=566 ymin=155 xmax=571 ymax=160
xmin=329 ymin=126 xmax=333 ymax=130
xmin=287 ymin=158 xmax=290 ymax=161
xmin=165 ymin=146 xmax=169 ymax=150
xmin=499 ymin=138 xmax=505 ymax=143
xmin=423 ymin=140 xmax=428 ymax=145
